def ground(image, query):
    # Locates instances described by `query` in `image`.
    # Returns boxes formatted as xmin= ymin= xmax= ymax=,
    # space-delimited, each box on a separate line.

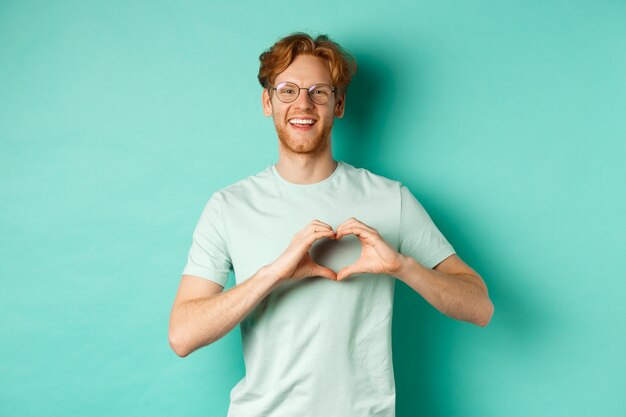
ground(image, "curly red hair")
xmin=258 ymin=33 xmax=357 ymax=97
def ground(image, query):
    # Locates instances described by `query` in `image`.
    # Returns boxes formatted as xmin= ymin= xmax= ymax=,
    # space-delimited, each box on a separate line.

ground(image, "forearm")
xmin=169 ymin=266 xmax=282 ymax=357
xmin=394 ymin=255 xmax=493 ymax=326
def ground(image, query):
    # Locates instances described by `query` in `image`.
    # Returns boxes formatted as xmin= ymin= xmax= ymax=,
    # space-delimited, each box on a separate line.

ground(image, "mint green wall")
xmin=1 ymin=1 xmax=624 ymax=416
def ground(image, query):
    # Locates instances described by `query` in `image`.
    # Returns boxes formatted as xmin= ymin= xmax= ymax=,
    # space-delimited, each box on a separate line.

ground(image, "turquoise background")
xmin=1 ymin=1 xmax=625 ymax=416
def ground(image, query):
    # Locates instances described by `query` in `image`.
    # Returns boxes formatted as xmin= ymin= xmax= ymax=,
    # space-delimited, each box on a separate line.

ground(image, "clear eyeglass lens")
xmin=275 ymin=82 xmax=333 ymax=104
xmin=276 ymin=82 xmax=299 ymax=102
xmin=308 ymin=84 xmax=332 ymax=104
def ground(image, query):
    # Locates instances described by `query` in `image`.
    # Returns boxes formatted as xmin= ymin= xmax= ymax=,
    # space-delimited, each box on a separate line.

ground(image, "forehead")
xmin=274 ymin=54 xmax=332 ymax=85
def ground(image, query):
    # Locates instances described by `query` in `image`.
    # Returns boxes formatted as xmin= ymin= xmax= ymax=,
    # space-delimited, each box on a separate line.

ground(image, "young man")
xmin=169 ymin=33 xmax=493 ymax=416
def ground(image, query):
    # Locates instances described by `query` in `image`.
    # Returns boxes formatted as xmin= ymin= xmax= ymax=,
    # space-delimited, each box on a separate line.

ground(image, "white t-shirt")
xmin=182 ymin=160 xmax=455 ymax=417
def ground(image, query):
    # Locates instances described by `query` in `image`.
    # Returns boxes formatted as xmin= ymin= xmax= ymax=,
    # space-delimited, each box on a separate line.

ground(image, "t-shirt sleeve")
xmin=398 ymin=185 xmax=456 ymax=269
xmin=181 ymin=192 xmax=233 ymax=287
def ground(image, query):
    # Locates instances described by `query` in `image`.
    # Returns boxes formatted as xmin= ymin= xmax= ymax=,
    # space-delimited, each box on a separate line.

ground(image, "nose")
xmin=293 ymin=88 xmax=315 ymax=110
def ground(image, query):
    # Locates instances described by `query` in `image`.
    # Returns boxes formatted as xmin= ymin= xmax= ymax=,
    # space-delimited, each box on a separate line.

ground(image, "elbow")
xmin=475 ymin=299 xmax=494 ymax=327
xmin=169 ymin=330 xmax=191 ymax=358
xmin=169 ymin=324 xmax=198 ymax=358
xmin=169 ymin=324 xmax=217 ymax=357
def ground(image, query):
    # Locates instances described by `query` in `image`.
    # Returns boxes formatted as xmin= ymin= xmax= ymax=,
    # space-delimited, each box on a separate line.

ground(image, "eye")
xmin=310 ymin=85 xmax=330 ymax=97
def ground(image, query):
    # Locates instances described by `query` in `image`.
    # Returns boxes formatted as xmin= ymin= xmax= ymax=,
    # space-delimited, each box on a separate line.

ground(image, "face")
xmin=262 ymin=54 xmax=345 ymax=156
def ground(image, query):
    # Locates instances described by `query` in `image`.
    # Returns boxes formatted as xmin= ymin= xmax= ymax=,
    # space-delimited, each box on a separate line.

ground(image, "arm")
xmin=334 ymin=217 xmax=494 ymax=327
xmin=168 ymin=268 xmax=281 ymax=357
xmin=169 ymin=219 xmax=338 ymax=357
xmin=394 ymin=253 xmax=494 ymax=327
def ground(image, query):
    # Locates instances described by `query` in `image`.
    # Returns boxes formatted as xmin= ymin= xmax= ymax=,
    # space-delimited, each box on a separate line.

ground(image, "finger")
xmin=310 ymin=219 xmax=334 ymax=229
xmin=336 ymin=217 xmax=359 ymax=230
xmin=336 ymin=263 xmax=362 ymax=281
xmin=335 ymin=225 xmax=376 ymax=241
xmin=310 ymin=263 xmax=337 ymax=281
xmin=305 ymin=222 xmax=336 ymax=238
xmin=304 ymin=229 xmax=337 ymax=246
xmin=337 ymin=217 xmax=376 ymax=234
xmin=297 ymin=221 xmax=333 ymax=237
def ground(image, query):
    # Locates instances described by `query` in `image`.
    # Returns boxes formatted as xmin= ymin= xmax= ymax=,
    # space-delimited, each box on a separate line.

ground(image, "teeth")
xmin=289 ymin=119 xmax=314 ymax=125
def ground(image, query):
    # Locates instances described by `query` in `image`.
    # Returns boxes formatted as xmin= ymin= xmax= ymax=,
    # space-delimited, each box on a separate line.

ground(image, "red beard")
xmin=274 ymin=120 xmax=333 ymax=156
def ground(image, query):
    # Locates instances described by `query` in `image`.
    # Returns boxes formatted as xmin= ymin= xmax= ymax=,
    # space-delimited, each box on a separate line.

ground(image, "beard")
xmin=274 ymin=120 xmax=333 ymax=156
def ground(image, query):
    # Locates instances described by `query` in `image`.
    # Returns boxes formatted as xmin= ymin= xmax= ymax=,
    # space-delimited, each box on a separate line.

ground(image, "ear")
xmin=262 ymin=88 xmax=273 ymax=117
xmin=334 ymin=93 xmax=346 ymax=118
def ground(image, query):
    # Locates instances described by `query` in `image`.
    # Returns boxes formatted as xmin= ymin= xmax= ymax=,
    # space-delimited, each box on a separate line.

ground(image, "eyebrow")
xmin=275 ymin=81 xmax=332 ymax=87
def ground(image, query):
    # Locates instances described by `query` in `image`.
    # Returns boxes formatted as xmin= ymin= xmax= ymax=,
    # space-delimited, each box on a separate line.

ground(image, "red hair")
xmin=258 ymin=33 xmax=357 ymax=97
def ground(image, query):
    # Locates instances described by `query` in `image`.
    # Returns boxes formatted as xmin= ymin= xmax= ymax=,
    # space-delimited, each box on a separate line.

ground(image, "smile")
xmin=289 ymin=118 xmax=316 ymax=125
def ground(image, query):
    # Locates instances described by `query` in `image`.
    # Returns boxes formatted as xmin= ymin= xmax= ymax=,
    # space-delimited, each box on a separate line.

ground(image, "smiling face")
xmin=262 ymin=54 xmax=345 ymax=156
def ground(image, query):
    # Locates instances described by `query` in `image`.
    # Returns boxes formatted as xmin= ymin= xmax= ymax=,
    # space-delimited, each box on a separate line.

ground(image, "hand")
xmin=265 ymin=219 xmax=338 ymax=283
xmin=335 ymin=217 xmax=405 ymax=281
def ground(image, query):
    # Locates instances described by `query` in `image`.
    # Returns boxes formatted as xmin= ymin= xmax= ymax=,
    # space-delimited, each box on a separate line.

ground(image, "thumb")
xmin=336 ymin=263 xmax=362 ymax=281
xmin=310 ymin=263 xmax=337 ymax=281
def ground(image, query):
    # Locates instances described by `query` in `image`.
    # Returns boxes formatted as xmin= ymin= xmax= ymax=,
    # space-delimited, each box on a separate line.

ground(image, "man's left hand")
xmin=334 ymin=217 xmax=405 ymax=281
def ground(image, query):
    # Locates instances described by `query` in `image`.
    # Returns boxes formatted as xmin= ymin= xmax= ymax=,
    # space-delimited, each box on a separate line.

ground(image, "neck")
xmin=274 ymin=151 xmax=338 ymax=185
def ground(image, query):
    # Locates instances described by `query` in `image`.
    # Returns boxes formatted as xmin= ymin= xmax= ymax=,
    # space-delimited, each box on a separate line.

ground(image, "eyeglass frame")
xmin=268 ymin=81 xmax=337 ymax=105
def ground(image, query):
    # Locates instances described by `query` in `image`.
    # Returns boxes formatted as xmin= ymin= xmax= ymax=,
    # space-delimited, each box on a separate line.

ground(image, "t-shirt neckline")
xmin=270 ymin=160 xmax=343 ymax=188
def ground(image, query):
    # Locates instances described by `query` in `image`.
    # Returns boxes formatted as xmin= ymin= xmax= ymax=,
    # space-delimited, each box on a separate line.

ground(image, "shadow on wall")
xmin=393 ymin=252 xmax=551 ymax=417
xmin=333 ymin=49 xmax=403 ymax=169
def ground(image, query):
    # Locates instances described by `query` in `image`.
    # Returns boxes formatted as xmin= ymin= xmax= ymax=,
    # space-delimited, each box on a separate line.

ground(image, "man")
xmin=169 ymin=33 xmax=493 ymax=416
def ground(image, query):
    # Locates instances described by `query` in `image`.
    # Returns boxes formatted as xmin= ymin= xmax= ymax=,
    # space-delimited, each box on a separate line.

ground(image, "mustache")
xmin=287 ymin=113 xmax=318 ymax=118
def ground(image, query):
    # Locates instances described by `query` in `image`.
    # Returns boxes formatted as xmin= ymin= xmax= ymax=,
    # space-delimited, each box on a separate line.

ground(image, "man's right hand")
xmin=170 ymin=219 xmax=338 ymax=357
xmin=264 ymin=219 xmax=338 ymax=283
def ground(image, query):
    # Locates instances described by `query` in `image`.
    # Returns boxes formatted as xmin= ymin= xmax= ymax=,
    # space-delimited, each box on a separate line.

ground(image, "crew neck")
xmin=270 ymin=160 xmax=343 ymax=188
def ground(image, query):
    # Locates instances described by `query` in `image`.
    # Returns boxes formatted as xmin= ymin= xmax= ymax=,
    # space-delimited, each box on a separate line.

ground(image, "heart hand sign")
xmin=265 ymin=217 xmax=405 ymax=283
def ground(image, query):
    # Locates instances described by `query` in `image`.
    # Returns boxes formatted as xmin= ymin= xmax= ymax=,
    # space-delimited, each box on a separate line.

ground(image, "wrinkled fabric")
xmin=182 ymin=160 xmax=455 ymax=417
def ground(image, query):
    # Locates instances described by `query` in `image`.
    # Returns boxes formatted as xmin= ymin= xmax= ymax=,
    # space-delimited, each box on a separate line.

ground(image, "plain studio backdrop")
xmin=1 ymin=1 xmax=624 ymax=416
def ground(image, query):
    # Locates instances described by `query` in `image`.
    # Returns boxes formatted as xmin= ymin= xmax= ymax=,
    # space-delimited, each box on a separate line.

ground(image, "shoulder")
xmin=208 ymin=164 xmax=274 ymax=206
xmin=340 ymin=161 xmax=402 ymax=192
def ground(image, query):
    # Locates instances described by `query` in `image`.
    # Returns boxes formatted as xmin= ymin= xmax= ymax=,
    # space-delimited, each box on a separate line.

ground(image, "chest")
xmin=223 ymin=189 xmax=401 ymax=283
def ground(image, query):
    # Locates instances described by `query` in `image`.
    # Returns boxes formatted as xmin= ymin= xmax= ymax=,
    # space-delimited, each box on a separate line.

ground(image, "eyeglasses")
xmin=270 ymin=82 xmax=336 ymax=105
